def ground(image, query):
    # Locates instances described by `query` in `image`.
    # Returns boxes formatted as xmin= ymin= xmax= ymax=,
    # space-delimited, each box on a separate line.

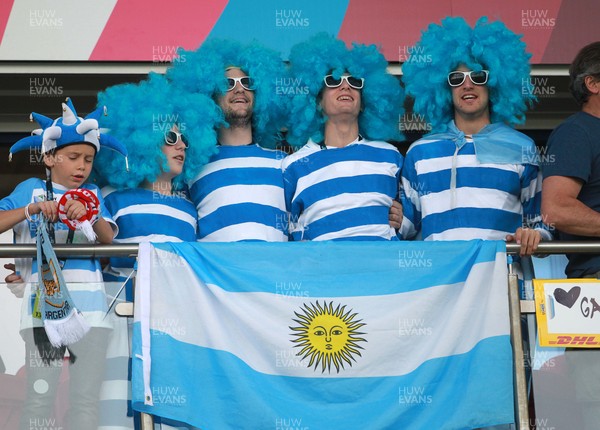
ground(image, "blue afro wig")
xmin=402 ymin=16 xmax=536 ymax=132
xmin=166 ymin=38 xmax=288 ymax=148
xmin=93 ymin=72 xmax=222 ymax=190
xmin=286 ymin=32 xmax=404 ymax=148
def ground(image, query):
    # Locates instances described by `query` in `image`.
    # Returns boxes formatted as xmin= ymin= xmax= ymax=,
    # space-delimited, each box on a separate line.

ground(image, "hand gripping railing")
xmin=0 ymin=242 xmax=594 ymax=430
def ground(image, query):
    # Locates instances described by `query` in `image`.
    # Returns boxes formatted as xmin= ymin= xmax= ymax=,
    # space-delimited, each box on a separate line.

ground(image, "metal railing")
xmin=0 ymin=241 xmax=596 ymax=430
xmin=0 ymin=243 xmax=139 ymax=258
xmin=1 ymin=240 xmax=597 ymax=257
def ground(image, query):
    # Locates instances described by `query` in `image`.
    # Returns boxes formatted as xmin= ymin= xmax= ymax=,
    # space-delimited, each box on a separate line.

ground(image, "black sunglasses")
xmin=164 ymin=131 xmax=189 ymax=149
xmin=323 ymin=74 xmax=364 ymax=90
xmin=227 ymin=76 xmax=255 ymax=91
xmin=447 ymin=70 xmax=489 ymax=87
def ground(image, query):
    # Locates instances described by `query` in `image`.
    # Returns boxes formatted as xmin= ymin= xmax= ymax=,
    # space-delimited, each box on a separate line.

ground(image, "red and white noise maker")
xmin=57 ymin=189 xmax=100 ymax=241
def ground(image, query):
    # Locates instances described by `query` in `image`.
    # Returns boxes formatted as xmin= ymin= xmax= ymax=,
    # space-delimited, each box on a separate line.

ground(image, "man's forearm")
xmin=543 ymin=196 xmax=600 ymax=237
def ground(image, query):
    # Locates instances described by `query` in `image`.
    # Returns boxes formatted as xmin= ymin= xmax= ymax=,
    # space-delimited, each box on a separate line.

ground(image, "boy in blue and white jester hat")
xmin=0 ymin=98 xmax=127 ymax=430
xmin=400 ymin=16 xmax=552 ymax=256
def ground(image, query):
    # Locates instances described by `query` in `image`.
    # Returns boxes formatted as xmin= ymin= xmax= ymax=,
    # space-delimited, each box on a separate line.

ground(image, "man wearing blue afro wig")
xmin=167 ymin=38 xmax=288 ymax=148
xmin=166 ymin=39 xmax=289 ymax=241
xmin=400 ymin=16 xmax=551 ymax=257
xmin=283 ymin=33 xmax=404 ymax=241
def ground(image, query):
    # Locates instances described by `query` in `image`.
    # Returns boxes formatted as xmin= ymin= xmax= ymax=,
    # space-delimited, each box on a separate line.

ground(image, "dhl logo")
xmin=548 ymin=336 xmax=599 ymax=346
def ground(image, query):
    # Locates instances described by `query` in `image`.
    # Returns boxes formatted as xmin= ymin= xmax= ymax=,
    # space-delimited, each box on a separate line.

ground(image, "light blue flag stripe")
xmin=132 ymin=327 xmax=513 ymax=429
xmin=133 ymin=324 xmax=513 ymax=430
xmin=153 ymin=240 xmax=504 ymax=296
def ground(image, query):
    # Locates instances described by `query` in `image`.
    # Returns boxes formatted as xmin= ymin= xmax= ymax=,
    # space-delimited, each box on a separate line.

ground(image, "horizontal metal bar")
xmin=505 ymin=241 xmax=600 ymax=254
xmin=0 ymin=243 xmax=139 ymax=258
xmin=0 ymin=241 xmax=596 ymax=258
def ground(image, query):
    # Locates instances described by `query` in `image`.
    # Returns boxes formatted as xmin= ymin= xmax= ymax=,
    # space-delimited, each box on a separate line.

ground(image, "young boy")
xmin=0 ymin=98 xmax=127 ymax=430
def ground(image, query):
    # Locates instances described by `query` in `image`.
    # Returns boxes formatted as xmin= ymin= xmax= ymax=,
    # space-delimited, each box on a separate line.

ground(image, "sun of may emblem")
xmin=289 ymin=301 xmax=367 ymax=374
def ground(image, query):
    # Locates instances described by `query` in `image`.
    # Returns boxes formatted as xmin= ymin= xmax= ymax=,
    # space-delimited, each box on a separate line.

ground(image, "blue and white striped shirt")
xmin=282 ymin=138 xmax=402 ymax=241
xmin=190 ymin=144 xmax=288 ymax=242
xmin=101 ymin=186 xmax=197 ymax=296
xmin=400 ymin=133 xmax=547 ymax=241
xmin=0 ymin=178 xmax=116 ymax=329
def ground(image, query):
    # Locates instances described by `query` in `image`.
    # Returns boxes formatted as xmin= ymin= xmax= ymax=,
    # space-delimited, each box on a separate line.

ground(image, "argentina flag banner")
xmin=132 ymin=241 xmax=514 ymax=429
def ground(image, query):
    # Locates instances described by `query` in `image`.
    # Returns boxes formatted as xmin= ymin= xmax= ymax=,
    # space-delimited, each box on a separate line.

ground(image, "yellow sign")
xmin=534 ymin=279 xmax=600 ymax=348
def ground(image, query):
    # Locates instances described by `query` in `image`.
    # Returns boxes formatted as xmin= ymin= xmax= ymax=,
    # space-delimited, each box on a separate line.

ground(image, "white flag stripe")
xmin=136 ymin=243 xmax=153 ymax=406
xmin=145 ymin=247 xmax=508 ymax=378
